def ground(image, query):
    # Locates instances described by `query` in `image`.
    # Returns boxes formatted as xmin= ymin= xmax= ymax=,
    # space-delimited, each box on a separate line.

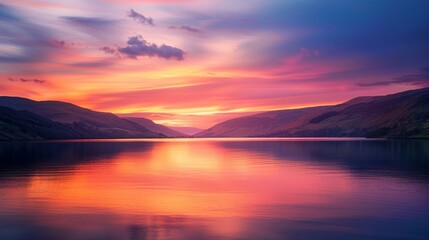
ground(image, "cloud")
xmin=8 ymin=77 xmax=46 ymax=84
xmin=126 ymin=9 xmax=154 ymax=26
xmin=70 ymin=60 xmax=115 ymax=68
xmin=53 ymin=40 xmax=66 ymax=47
xmin=100 ymin=46 xmax=117 ymax=55
xmin=169 ymin=25 xmax=202 ymax=33
xmin=358 ymin=67 xmax=429 ymax=87
xmin=61 ymin=16 xmax=117 ymax=36
xmin=193 ymin=0 xmax=429 ymax=80
xmin=52 ymin=40 xmax=76 ymax=48
xmin=0 ymin=4 xmax=54 ymax=64
xmin=101 ymin=35 xmax=185 ymax=61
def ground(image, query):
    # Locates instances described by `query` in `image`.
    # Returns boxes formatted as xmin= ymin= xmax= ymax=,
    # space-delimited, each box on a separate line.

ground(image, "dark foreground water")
xmin=0 ymin=138 xmax=428 ymax=240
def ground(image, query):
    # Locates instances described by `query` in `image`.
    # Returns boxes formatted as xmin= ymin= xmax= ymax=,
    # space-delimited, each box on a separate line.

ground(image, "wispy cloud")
xmin=70 ymin=60 xmax=115 ymax=68
xmin=8 ymin=77 xmax=46 ymax=84
xmin=101 ymin=35 xmax=185 ymax=61
xmin=126 ymin=9 xmax=154 ymax=26
xmin=61 ymin=16 xmax=115 ymax=27
xmin=358 ymin=67 xmax=429 ymax=87
xmin=61 ymin=16 xmax=117 ymax=31
xmin=0 ymin=4 xmax=54 ymax=64
xmin=169 ymin=25 xmax=202 ymax=33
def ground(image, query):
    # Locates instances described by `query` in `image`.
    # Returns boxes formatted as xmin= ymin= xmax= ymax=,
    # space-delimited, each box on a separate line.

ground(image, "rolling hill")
xmin=0 ymin=97 xmax=180 ymax=140
xmin=195 ymin=87 xmax=429 ymax=138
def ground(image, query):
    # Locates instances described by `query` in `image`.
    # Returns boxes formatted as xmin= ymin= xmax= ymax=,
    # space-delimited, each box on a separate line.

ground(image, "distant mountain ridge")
xmin=195 ymin=87 xmax=429 ymax=138
xmin=124 ymin=117 xmax=186 ymax=137
xmin=2 ymin=87 xmax=428 ymax=140
xmin=170 ymin=126 xmax=204 ymax=136
xmin=0 ymin=97 xmax=184 ymax=140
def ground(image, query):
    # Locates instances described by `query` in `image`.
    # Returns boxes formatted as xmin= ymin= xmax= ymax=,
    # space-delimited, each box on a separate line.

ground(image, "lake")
xmin=0 ymin=138 xmax=428 ymax=240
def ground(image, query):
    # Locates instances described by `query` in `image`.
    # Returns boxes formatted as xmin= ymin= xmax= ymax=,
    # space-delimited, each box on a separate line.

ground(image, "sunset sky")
xmin=1 ymin=0 xmax=429 ymax=128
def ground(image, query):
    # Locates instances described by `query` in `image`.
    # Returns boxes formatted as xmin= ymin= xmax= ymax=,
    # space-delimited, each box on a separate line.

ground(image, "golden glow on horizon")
xmin=113 ymin=106 xmax=251 ymax=115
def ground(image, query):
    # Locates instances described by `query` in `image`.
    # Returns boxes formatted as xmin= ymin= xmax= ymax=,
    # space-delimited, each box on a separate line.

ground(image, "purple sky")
xmin=1 ymin=0 xmax=429 ymax=128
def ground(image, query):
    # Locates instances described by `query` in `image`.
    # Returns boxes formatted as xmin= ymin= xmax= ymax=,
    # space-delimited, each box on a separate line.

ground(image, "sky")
xmin=1 ymin=0 xmax=429 ymax=128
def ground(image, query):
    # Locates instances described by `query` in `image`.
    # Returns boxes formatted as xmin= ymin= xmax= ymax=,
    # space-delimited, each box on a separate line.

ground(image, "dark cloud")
xmin=52 ymin=40 xmax=75 ymax=48
xmin=54 ymin=40 xmax=66 ymax=47
xmin=100 ymin=46 xmax=117 ymax=55
xmin=61 ymin=16 xmax=117 ymax=30
xmin=126 ymin=9 xmax=154 ymax=26
xmin=70 ymin=60 xmax=114 ymax=68
xmin=8 ymin=77 xmax=46 ymax=84
xmin=169 ymin=25 xmax=202 ymax=33
xmin=62 ymin=16 xmax=113 ymax=26
xmin=358 ymin=68 xmax=429 ymax=87
xmin=101 ymin=35 xmax=185 ymax=61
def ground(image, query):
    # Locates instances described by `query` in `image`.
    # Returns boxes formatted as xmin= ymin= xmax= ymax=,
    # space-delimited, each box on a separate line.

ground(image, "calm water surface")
xmin=0 ymin=138 xmax=428 ymax=240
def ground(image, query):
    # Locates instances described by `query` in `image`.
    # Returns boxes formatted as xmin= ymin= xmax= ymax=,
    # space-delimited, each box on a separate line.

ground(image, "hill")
xmin=0 ymin=97 xmax=178 ymax=139
xmin=195 ymin=87 xmax=429 ymax=138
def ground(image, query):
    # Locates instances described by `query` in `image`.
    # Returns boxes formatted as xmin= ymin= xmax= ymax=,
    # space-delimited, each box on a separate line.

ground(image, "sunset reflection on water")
xmin=1 ymin=139 xmax=428 ymax=240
